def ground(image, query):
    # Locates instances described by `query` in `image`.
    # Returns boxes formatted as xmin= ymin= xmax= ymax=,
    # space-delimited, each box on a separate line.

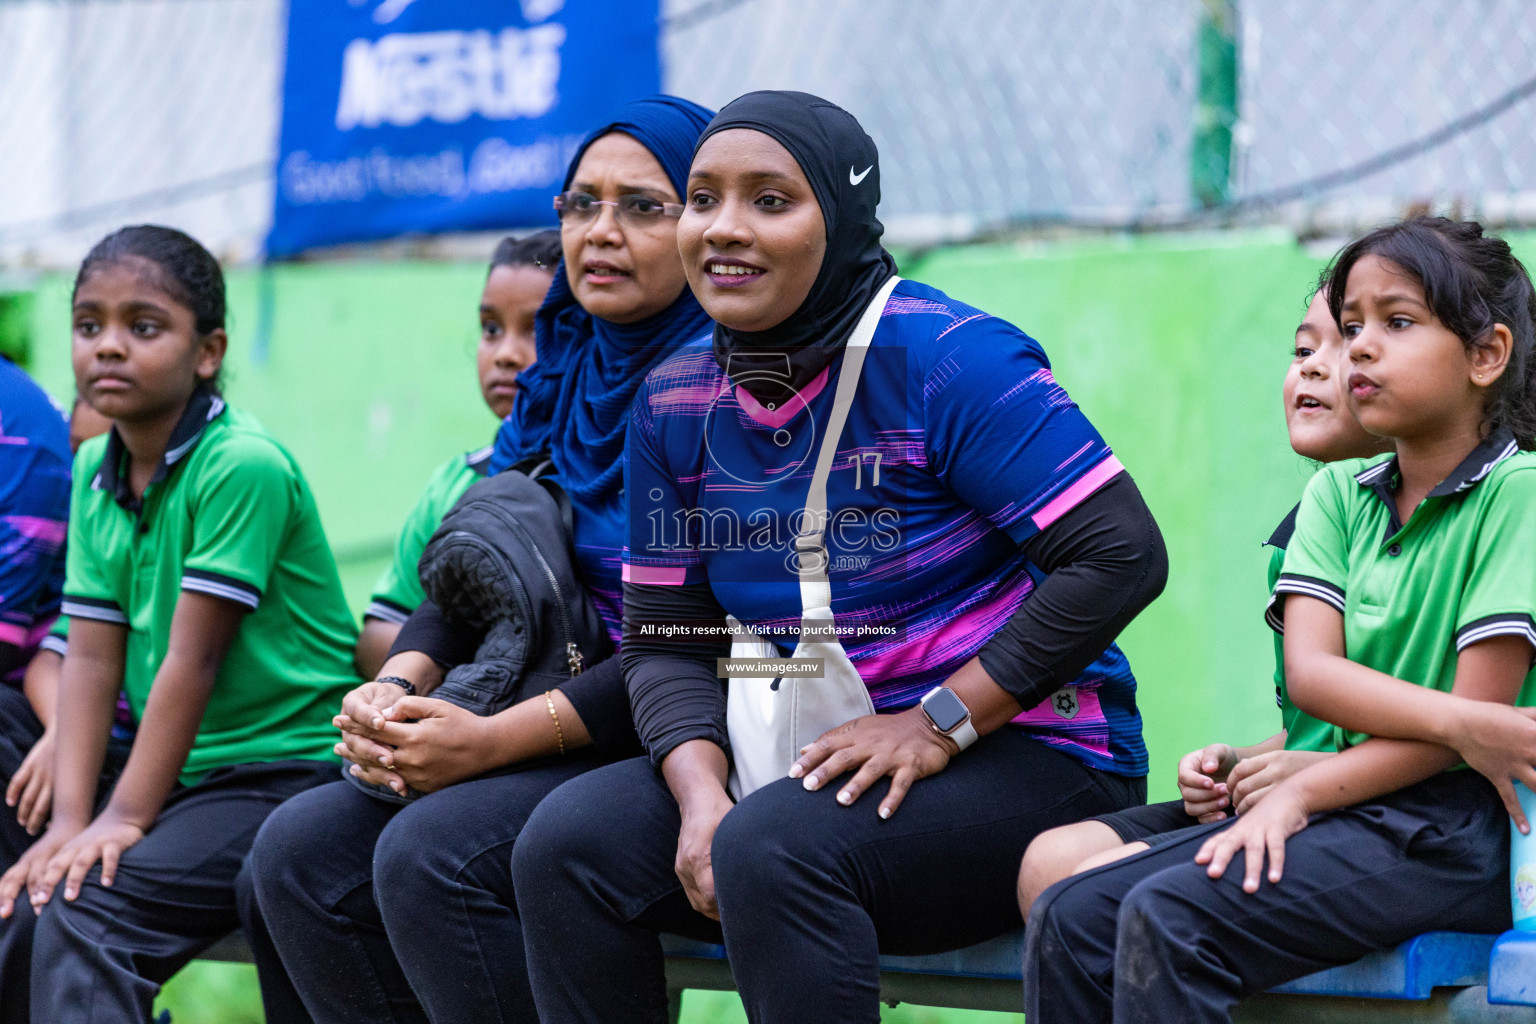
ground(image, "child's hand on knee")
xmin=0 ymin=818 xmax=84 ymax=918
xmin=39 ymin=810 xmax=145 ymax=904
xmin=0 ymin=827 xmax=69 ymax=919
xmin=1194 ymin=786 xmax=1310 ymax=893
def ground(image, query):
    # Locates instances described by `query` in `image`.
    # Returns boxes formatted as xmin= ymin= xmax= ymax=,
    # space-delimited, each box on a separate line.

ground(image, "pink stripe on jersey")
xmin=1031 ymin=456 xmax=1124 ymax=531
xmin=2 ymin=516 xmax=67 ymax=545
xmin=733 ymin=367 xmax=829 ymax=429
xmin=622 ymin=563 xmax=687 ymax=585
xmin=1012 ymin=683 xmax=1110 ymax=756
xmin=852 ymin=580 xmax=1028 ymax=683
xmin=0 ymin=622 xmax=27 ymax=646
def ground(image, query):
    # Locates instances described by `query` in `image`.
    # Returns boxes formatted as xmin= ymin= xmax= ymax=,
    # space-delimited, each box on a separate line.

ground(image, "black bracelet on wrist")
xmin=376 ymin=675 xmax=417 ymax=696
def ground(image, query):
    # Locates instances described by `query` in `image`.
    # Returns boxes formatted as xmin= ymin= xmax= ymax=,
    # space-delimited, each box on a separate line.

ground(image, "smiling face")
xmin=560 ymin=132 xmax=689 ymax=324
xmin=477 ymin=264 xmax=550 ymax=419
xmin=677 ymin=128 xmax=827 ymax=332
xmin=1283 ymin=290 xmax=1388 ymax=462
xmin=71 ymin=257 xmax=224 ymax=426
xmin=1340 ymin=254 xmax=1507 ymax=445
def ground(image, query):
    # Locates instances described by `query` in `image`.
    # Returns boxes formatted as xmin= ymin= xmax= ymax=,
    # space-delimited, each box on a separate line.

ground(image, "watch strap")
xmin=376 ymin=675 xmax=416 ymax=696
xmin=947 ymin=716 xmax=979 ymax=752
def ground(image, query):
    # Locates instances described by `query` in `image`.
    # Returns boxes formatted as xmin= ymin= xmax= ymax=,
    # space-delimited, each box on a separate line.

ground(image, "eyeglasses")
xmin=553 ymin=191 xmax=684 ymax=227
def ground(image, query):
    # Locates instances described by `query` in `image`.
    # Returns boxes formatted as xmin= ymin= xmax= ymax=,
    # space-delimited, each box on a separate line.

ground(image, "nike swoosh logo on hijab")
xmin=701 ymin=91 xmax=898 ymax=405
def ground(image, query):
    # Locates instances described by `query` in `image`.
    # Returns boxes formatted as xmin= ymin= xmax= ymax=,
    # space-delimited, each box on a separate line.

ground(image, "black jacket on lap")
xmin=364 ymin=470 xmax=639 ymax=804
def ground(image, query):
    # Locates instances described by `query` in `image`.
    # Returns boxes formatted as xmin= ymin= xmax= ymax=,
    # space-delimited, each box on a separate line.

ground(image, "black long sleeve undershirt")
xmin=622 ymin=470 xmax=1167 ymax=765
xmin=389 ymin=599 xmax=640 ymax=756
xmin=391 ymin=599 xmax=479 ymax=668
xmin=977 ymin=471 xmax=1167 ymax=713
xmin=621 ymin=582 xmax=732 ymax=766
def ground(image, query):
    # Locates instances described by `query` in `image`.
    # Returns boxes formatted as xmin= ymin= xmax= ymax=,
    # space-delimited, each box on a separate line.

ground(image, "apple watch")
xmin=919 ymin=686 xmax=978 ymax=752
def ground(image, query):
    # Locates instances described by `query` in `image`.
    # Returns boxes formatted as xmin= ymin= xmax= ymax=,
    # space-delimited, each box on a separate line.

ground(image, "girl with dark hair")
xmin=247 ymin=96 xmax=715 ymax=1024
xmin=512 ymin=90 xmax=1167 ymax=1024
xmin=356 ymin=230 xmax=561 ymax=677
xmin=1016 ymin=282 xmax=1387 ymax=914
xmin=0 ymin=225 xmax=358 ymax=1023
xmin=1028 ymin=218 xmax=1536 ymax=1024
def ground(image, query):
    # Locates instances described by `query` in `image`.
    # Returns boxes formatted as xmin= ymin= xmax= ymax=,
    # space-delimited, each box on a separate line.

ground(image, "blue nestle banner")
xmin=269 ymin=0 xmax=660 ymax=256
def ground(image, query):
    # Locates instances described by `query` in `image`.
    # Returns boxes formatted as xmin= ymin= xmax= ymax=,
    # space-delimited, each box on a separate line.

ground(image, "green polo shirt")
xmin=1261 ymin=509 xmax=1335 ymax=754
xmin=62 ymin=393 xmax=359 ymax=785
xmin=364 ymin=445 xmax=492 ymax=624
xmin=1272 ymin=429 xmax=1536 ymax=752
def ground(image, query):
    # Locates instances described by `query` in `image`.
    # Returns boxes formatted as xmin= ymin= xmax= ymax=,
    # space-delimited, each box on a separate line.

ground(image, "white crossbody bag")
xmin=725 ymin=275 xmax=900 ymax=801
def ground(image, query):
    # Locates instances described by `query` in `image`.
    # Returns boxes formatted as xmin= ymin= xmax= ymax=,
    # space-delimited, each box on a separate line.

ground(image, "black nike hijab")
xmin=696 ymin=91 xmax=899 ymax=404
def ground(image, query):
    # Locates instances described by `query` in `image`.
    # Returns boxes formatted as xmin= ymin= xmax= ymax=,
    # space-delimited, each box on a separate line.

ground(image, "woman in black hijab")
xmin=513 ymin=91 xmax=1167 ymax=1023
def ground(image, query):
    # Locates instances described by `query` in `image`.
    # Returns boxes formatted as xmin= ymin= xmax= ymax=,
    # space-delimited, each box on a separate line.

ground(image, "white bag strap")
xmin=796 ymin=275 xmax=901 ymax=615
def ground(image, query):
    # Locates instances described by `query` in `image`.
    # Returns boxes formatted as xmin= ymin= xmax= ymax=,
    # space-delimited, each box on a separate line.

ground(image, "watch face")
xmin=923 ymin=687 xmax=969 ymax=733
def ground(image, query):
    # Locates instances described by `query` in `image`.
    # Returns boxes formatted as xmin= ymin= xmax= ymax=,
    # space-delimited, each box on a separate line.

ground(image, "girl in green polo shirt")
xmin=355 ymin=230 xmax=561 ymax=677
xmin=0 ymin=225 xmax=358 ymax=1023
xmin=1028 ymin=217 xmax=1536 ymax=1023
xmin=1018 ymin=278 xmax=1391 ymax=915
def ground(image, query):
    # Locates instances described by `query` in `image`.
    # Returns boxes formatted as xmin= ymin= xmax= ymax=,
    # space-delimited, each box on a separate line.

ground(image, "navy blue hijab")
xmin=488 ymin=95 xmax=715 ymax=502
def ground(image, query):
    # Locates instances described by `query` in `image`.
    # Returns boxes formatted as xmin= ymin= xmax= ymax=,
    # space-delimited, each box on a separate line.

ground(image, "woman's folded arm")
xmin=978 ymin=471 xmax=1168 ymax=712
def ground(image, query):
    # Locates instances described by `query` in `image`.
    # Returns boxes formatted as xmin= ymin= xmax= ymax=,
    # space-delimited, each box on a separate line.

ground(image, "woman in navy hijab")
xmin=246 ymin=96 xmax=715 ymax=1024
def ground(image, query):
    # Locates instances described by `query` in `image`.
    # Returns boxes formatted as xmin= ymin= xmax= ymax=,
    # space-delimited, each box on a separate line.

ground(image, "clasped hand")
xmin=333 ymin=680 xmax=494 ymax=795
xmin=1178 ymin=743 xmax=1331 ymax=822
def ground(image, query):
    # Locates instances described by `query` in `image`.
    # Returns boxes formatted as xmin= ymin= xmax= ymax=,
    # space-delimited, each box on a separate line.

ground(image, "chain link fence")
xmin=3 ymin=0 xmax=1536 ymax=267
xmin=0 ymin=0 xmax=280 ymax=269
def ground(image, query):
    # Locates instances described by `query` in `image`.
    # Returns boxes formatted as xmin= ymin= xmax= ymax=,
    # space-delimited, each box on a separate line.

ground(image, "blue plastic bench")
xmin=1490 ymin=931 xmax=1536 ymax=1006
xmin=658 ymin=928 xmax=1536 ymax=1022
xmin=197 ymin=926 xmax=1536 ymax=1020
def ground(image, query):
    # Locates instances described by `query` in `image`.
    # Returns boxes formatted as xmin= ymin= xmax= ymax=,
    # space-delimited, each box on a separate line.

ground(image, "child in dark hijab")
xmin=513 ymin=90 xmax=1168 ymax=1024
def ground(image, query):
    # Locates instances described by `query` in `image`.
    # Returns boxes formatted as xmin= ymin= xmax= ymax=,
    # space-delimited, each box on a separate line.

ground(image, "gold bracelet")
xmin=545 ymin=691 xmax=566 ymax=755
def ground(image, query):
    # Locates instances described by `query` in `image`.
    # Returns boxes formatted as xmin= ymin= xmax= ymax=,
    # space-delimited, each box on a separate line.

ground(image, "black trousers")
xmin=0 ymin=757 xmax=333 ymax=1024
xmin=513 ymin=730 xmax=1143 ymax=1024
xmin=1025 ymin=770 xmax=1514 ymax=1024
xmin=248 ymin=755 xmax=604 ymax=1024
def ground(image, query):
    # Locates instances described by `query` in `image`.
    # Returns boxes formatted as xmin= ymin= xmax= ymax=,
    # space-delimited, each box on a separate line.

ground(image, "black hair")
xmin=72 ymin=225 xmax=227 ymax=394
xmin=1309 ymin=265 xmax=1334 ymax=306
xmin=1326 ymin=217 xmax=1536 ymax=448
xmin=490 ymin=230 xmax=562 ymax=273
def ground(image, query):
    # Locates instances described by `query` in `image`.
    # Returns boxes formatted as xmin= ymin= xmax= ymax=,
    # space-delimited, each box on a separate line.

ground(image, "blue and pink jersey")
xmin=0 ymin=357 xmax=71 ymax=686
xmin=568 ymin=487 xmax=625 ymax=647
xmin=624 ymin=279 xmax=1145 ymax=776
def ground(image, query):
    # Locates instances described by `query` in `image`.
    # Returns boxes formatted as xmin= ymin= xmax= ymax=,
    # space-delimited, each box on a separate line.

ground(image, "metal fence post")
xmin=1191 ymin=0 xmax=1239 ymax=208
